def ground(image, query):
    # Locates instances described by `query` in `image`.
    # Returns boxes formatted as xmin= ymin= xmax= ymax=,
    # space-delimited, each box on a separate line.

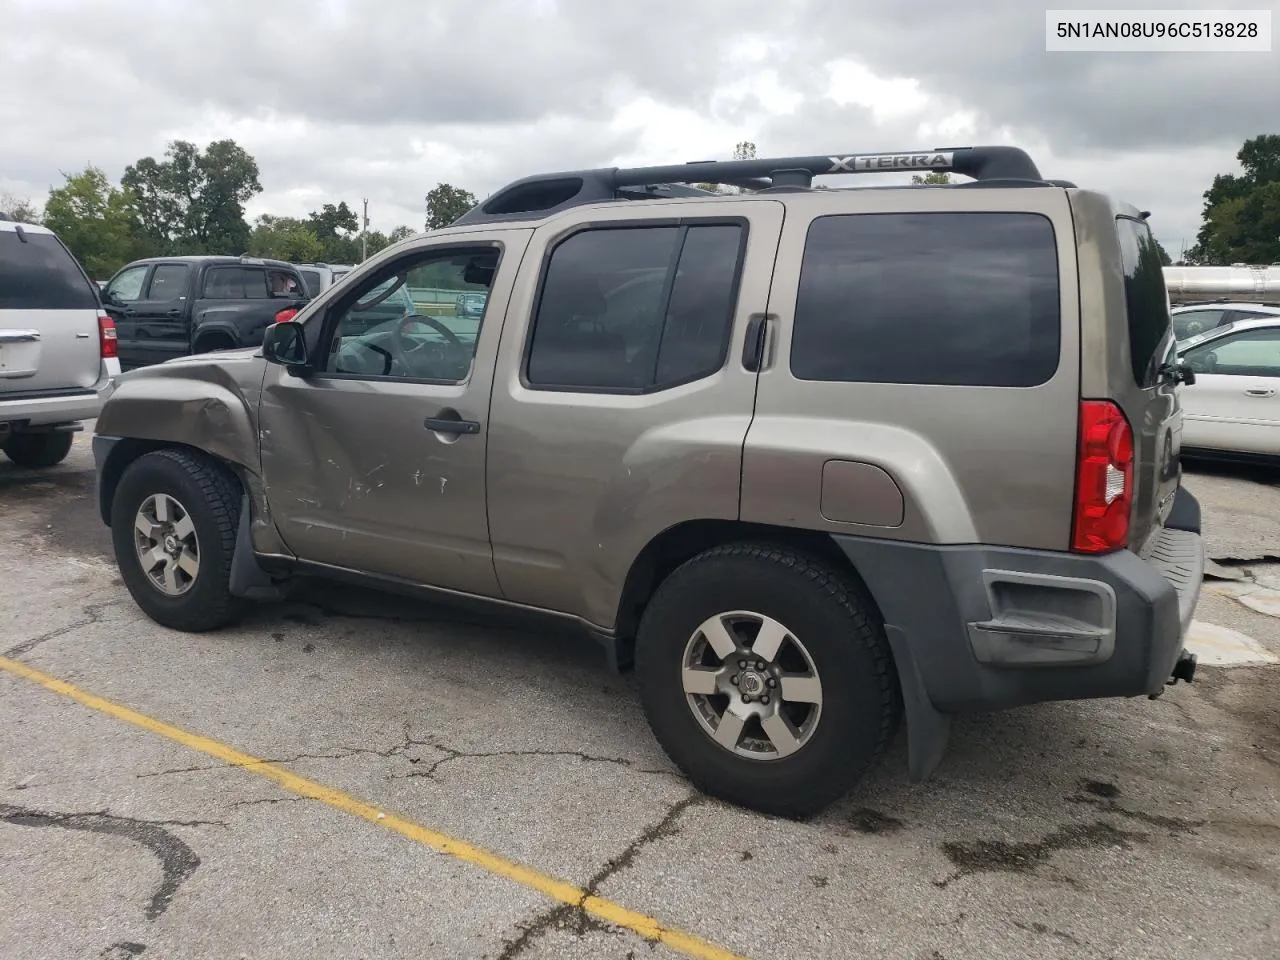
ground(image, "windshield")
xmin=298 ymin=269 xmax=322 ymax=297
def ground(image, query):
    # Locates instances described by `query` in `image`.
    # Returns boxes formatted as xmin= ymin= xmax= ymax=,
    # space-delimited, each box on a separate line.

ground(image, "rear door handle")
xmin=1244 ymin=388 xmax=1276 ymax=397
xmin=424 ymin=416 xmax=481 ymax=435
xmin=165 ymin=308 xmax=182 ymax=317
xmin=742 ymin=312 xmax=770 ymax=372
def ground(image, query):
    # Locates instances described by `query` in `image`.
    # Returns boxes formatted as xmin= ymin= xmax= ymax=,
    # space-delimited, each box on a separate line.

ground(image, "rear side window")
xmin=1116 ymin=216 xmax=1173 ymax=387
xmin=145 ymin=264 xmax=189 ymax=300
xmin=201 ymin=266 xmax=274 ymax=299
xmin=203 ymin=267 xmax=245 ymax=299
xmin=527 ymin=222 xmax=745 ymax=391
xmin=0 ymin=229 xmax=97 ymax=310
xmin=790 ymin=212 xmax=1061 ymax=387
xmin=244 ymin=268 xmax=270 ymax=299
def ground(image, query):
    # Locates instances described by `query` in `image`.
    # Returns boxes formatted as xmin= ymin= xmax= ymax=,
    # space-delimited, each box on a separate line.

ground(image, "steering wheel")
xmin=397 ymin=314 xmax=463 ymax=349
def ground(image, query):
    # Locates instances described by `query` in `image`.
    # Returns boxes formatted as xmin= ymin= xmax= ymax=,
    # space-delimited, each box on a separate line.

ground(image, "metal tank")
xmin=1163 ymin=264 xmax=1280 ymax=304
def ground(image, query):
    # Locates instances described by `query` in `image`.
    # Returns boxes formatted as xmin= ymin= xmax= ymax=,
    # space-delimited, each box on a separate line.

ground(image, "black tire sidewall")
xmin=636 ymin=548 xmax=896 ymax=815
xmin=110 ymin=452 xmax=240 ymax=631
xmin=3 ymin=431 xmax=74 ymax=468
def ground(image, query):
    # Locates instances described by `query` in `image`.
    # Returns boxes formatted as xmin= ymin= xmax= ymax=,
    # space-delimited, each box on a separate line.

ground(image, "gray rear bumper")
xmin=833 ymin=490 xmax=1204 ymax=714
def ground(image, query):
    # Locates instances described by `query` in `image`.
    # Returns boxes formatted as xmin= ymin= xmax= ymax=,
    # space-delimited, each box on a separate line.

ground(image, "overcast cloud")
xmin=1 ymin=0 xmax=1276 ymax=256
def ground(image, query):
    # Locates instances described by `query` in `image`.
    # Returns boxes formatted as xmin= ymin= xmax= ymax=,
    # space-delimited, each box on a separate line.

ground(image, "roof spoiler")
xmin=455 ymin=145 xmax=1049 ymax=226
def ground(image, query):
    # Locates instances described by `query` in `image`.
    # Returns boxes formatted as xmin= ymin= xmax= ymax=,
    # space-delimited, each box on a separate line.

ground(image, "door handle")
xmin=1244 ymin=388 xmax=1275 ymax=397
xmin=165 ymin=308 xmax=182 ymax=317
xmin=424 ymin=416 xmax=481 ymax=435
xmin=742 ymin=312 xmax=770 ymax=372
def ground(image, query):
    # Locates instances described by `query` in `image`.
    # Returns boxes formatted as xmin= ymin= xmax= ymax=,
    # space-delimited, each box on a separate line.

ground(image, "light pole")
xmin=361 ymin=197 xmax=369 ymax=261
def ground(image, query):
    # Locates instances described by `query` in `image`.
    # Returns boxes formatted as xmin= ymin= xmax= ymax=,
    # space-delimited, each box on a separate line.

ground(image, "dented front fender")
xmin=95 ymin=354 xmax=266 ymax=471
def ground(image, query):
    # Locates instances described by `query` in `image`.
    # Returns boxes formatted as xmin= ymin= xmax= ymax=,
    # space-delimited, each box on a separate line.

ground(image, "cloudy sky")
xmin=2 ymin=0 xmax=1276 ymax=256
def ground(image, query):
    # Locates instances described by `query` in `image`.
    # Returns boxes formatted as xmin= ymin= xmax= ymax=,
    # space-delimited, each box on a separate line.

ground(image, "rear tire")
xmin=635 ymin=542 xmax=901 ymax=818
xmin=2 ymin=431 xmax=74 ymax=468
xmin=110 ymin=448 xmax=250 ymax=632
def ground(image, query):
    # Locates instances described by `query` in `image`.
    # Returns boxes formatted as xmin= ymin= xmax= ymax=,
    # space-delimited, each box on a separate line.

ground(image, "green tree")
xmin=911 ymin=171 xmax=952 ymax=185
xmin=121 ymin=139 xmax=262 ymax=255
xmin=1187 ymin=134 xmax=1280 ymax=265
xmin=305 ymin=202 xmax=361 ymax=261
xmin=361 ymin=230 xmax=389 ymax=258
xmin=247 ymin=215 xmax=325 ymax=263
xmin=40 ymin=167 xmax=145 ymax=278
xmin=0 ymin=192 xmax=39 ymax=223
xmin=425 ymin=183 xmax=477 ymax=231
xmin=387 ymin=225 xmax=415 ymax=244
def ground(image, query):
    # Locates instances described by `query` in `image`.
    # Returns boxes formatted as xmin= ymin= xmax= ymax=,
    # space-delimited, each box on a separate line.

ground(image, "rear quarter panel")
xmin=193 ymin=299 xmax=278 ymax=348
xmin=1073 ymin=190 xmax=1181 ymax=551
xmin=742 ymin=187 xmax=1082 ymax=551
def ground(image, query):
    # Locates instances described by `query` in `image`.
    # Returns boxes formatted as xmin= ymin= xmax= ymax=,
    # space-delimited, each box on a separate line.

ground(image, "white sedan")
xmin=1178 ymin=316 xmax=1280 ymax=460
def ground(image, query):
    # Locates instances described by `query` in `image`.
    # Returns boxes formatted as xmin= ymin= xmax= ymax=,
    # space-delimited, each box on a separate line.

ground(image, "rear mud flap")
xmin=886 ymin=625 xmax=951 ymax=781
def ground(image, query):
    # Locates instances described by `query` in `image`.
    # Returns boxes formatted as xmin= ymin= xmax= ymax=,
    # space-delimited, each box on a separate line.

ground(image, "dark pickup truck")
xmin=100 ymin=256 xmax=310 ymax=370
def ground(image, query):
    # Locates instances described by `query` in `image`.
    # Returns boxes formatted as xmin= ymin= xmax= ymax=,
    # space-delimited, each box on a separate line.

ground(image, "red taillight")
xmin=274 ymin=308 xmax=298 ymax=323
xmin=97 ymin=312 xmax=118 ymax=359
xmin=1071 ymin=400 xmax=1133 ymax=553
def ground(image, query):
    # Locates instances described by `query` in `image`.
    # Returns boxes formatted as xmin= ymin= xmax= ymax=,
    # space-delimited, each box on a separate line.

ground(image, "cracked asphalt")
xmin=2 ymin=431 xmax=1279 ymax=960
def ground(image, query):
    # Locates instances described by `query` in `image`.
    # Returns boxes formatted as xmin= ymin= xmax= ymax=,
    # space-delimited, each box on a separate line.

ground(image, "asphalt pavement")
xmin=1 ymin=432 xmax=1277 ymax=960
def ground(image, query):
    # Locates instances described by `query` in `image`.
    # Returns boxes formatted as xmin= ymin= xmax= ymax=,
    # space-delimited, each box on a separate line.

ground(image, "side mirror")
xmin=262 ymin=320 xmax=309 ymax=373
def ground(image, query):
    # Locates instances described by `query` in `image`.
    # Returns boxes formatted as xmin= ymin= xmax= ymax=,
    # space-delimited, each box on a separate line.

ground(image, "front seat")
xmin=529 ymin=280 xmax=630 ymax=387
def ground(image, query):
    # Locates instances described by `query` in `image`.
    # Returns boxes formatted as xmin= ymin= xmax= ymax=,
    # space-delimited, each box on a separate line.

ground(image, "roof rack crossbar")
xmin=612 ymin=145 xmax=1041 ymax=189
xmin=453 ymin=145 xmax=1047 ymax=226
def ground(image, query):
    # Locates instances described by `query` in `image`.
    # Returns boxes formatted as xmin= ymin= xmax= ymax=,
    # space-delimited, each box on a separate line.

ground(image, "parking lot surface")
xmin=2 ymin=432 xmax=1278 ymax=960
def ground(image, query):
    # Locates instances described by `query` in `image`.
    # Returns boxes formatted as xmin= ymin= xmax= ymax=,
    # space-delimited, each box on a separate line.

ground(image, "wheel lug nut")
xmin=755 ymin=661 xmax=765 ymax=670
xmin=767 ymin=677 xmax=777 ymax=688
xmin=761 ymin=695 xmax=770 ymax=705
xmin=730 ymin=675 xmax=739 ymax=685
xmin=738 ymin=660 xmax=747 ymax=669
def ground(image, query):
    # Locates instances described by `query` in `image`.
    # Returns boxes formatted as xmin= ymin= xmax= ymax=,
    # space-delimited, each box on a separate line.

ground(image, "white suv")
xmin=293 ymin=262 xmax=354 ymax=298
xmin=1 ymin=215 xmax=119 ymax=468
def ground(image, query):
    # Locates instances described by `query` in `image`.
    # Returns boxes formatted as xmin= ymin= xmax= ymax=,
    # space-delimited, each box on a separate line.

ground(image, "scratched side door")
xmin=258 ymin=231 xmax=529 ymax=598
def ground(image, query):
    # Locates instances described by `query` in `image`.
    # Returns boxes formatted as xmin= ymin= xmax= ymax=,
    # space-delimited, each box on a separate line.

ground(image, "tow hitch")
xmin=1171 ymin=650 xmax=1197 ymax=684
xmin=1152 ymin=650 xmax=1197 ymax=698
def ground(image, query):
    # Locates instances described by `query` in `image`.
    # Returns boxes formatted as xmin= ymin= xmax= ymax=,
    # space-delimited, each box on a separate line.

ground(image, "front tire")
xmin=2 ymin=431 xmax=74 ymax=468
xmin=110 ymin=448 xmax=250 ymax=631
xmin=635 ymin=543 xmax=901 ymax=818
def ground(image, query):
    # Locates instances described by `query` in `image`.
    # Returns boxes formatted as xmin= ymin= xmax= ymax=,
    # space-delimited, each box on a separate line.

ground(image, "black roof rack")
xmin=454 ymin=145 xmax=1051 ymax=226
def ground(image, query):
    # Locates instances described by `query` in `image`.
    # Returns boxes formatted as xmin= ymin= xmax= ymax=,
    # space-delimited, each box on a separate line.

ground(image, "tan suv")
xmin=91 ymin=146 xmax=1204 ymax=816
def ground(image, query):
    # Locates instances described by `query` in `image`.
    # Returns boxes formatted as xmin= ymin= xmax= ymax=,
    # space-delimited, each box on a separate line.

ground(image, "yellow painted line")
xmin=0 ymin=654 xmax=744 ymax=960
